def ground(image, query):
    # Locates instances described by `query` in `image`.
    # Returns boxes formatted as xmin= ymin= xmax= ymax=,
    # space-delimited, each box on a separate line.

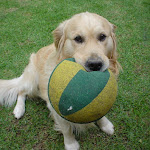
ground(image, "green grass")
xmin=0 ymin=0 xmax=149 ymax=149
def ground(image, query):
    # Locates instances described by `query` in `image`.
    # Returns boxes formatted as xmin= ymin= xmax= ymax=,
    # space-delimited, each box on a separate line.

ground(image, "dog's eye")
xmin=98 ymin=34 xmax=106 ymax=42
xmin=74 ymin=36 xmax=84 ymax=43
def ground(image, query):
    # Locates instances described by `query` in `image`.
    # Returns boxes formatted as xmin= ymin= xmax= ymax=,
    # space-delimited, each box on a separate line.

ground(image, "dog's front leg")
xmin=13 ymin=94 xmax=26 ymax=119
xmin=53 ymin=114 xmax=80 ymax=150
xmin=63 ymin=127 xmax=80 ymax=150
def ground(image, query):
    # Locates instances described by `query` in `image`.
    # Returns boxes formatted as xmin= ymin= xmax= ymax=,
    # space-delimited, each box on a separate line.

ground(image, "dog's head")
xmin=53 ymin=12 xmax=120 ymax=76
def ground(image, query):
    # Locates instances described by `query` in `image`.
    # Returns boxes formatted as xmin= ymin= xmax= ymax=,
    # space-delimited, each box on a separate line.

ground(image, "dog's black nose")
xmin=86 ymin=60 xmax=103 ymax=71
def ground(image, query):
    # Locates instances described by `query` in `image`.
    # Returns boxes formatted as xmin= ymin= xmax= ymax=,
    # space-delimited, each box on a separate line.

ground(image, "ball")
xmin=48 ymin=58 xmax=117 ymax=124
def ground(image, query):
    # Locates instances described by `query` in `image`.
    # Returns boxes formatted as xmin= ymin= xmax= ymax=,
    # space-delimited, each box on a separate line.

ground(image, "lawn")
xmin=0 ymin=0 xmax=149 ymax=149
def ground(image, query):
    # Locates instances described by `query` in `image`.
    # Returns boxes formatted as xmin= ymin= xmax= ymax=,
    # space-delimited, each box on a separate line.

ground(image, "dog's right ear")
xmin=52 ymin=20 xmax=68 ymax=51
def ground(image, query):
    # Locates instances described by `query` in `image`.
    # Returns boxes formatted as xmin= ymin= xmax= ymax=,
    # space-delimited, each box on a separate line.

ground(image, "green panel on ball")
xmin=59 ymin=70 xmax=110 ymax=116
xmin=64 ymin=70 xmax=117 ymax=123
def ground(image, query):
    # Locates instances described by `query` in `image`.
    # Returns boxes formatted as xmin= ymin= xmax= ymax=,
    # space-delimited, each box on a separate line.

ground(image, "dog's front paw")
xmin=13 ymin=104 xmax=25 ymax=119
xmin=100 ymin=121 xmax=114 ymax=135
xmin=97 ymin=116 xmax=114 ymax=135
xmin=65 ymin=141 xmax=80 ymax=150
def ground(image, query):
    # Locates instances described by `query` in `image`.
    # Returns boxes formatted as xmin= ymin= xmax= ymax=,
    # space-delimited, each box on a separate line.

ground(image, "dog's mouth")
xmin=74 ymin=56 xmax=109 ymax=72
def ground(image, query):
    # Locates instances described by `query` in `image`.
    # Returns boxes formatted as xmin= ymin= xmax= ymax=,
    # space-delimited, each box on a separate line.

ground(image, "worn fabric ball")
xmin=48 ymin=58 xmax=117 ymax=124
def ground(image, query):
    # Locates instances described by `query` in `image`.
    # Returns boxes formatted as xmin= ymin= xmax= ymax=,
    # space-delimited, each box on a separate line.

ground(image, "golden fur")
xmin=0 ymin=12 xmax=120 ymax=150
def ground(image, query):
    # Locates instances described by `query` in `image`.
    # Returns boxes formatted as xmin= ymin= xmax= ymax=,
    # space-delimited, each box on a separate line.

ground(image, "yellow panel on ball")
xmin=48 ymin=59 xmax=85 ymax=116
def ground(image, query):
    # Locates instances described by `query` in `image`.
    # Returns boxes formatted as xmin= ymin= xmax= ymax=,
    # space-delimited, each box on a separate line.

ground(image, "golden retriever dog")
xmin=0 ymin=12 xmax=120 ymax=150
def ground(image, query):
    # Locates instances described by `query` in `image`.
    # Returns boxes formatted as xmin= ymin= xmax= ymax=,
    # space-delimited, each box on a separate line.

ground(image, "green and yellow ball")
xmin=48 ymin=58 xmax=117 ymax=124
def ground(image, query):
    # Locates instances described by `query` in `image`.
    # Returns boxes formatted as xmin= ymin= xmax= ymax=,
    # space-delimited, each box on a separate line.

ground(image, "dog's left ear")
xmin=109 ymin=23 xmax=121 ymax=76
xmin=111 ymin=23 xmax=117 ymax=33
xmin=52 ymin=20 xmax=68 ymax=52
